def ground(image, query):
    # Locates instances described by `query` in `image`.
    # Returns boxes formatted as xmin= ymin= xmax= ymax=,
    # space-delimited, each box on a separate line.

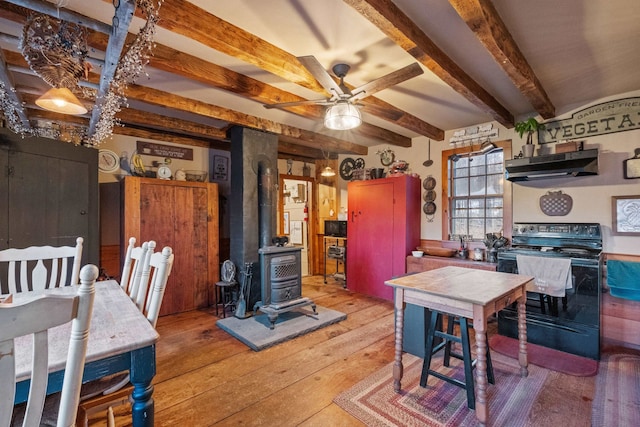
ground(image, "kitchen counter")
xmin=406 ymin=254 xmax=497 ymax=274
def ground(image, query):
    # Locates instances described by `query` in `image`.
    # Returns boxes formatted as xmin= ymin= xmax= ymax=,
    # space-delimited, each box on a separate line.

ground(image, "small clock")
xmin=98 ymin=149 xmax=120 ymax=173
xmin=157 ymin=165 xmax=172 ymax=180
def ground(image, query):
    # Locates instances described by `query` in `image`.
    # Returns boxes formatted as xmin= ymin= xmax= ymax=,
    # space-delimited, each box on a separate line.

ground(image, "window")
xmin=441 ymin=140 xmax=512 ymax=241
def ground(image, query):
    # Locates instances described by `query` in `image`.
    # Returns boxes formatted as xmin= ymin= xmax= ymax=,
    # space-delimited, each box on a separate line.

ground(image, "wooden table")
xmin=14 ymin=280 xmax=159 ymax=427
xmin=385 ymin=266 xmax=532 ymax=426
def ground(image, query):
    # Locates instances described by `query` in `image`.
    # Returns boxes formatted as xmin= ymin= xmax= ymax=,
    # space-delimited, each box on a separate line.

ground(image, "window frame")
xmin=440 ymin=139 xmax=513 ymax=241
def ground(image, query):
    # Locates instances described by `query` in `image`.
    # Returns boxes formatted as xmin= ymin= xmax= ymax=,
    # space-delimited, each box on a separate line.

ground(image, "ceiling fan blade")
xmin=263 ymin=99 xmax=331 ymax=109
xmin=297 ymin=55 xmax=344 ymax=97
xmin=349 ymin=63 xmax=424 ymax=102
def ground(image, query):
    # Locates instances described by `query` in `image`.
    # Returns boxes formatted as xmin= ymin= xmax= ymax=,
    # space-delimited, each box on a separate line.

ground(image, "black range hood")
xmin=505 ymin=149 xmax=598 ymax=182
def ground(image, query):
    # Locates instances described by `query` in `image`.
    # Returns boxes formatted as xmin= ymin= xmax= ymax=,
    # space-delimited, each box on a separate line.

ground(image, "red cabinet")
xmin=346 ymin=175 xmax=421 ymax=300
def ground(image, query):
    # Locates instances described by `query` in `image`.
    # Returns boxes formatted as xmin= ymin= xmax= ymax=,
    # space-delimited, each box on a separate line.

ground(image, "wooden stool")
xmin=420 ymin=310 xmax=494 ymax=410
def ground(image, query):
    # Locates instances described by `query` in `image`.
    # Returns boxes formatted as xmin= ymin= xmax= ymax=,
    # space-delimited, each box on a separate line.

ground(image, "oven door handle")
xmin=500 ymin=313 xmax=586 ymax=334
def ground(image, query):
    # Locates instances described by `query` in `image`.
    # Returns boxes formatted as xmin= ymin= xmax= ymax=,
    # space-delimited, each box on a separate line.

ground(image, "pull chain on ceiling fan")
xmin=264 ymin=56 xmax=424 ymax=130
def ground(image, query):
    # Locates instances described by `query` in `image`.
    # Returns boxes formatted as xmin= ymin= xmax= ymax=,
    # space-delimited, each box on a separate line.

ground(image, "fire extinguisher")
xmin=303 ymin=203 xmax=308 ymax=222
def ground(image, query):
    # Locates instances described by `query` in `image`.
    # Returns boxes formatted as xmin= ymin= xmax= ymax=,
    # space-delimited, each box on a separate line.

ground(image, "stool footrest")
xmin=427 ymin=368 xmax=467 ymax=390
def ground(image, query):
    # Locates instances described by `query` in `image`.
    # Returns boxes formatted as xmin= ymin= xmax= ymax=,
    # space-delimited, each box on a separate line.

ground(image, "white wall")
xmin=340 ymin=90 xmax=640 ymax=256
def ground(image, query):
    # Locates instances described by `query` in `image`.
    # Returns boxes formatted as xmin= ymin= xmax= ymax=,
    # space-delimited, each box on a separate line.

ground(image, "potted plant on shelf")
xmin=515 ymin=117 xmax=544 ymax=157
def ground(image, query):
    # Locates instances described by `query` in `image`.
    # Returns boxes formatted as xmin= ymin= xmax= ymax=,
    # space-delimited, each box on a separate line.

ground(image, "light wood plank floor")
xmin=92 ymin=275 xmax=597 ymax=426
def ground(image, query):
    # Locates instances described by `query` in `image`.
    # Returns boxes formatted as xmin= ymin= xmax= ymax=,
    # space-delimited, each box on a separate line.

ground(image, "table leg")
xmin=517 ymin=292 xmax=529 ymax=377
xmin=130 ymin=345 xmax=156 ymax=427
xmin=473 ymin=307 xmax=488 ymax=426
xmin=392 ymin=288 xmax=405 ymax=393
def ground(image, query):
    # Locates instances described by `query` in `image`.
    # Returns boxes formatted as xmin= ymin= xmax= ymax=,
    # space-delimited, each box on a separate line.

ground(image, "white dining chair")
xmin=0 ymin=237 xmax=84 ymax=295
xmin=76 ymin=243 xmax=174 ymax=420
xmin=1 ymin=263 xmax=98 ymax=427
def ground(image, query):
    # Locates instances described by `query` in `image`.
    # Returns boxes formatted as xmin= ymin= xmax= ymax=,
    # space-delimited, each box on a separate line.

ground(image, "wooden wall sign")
xmin=539 ymin=97 xmax=640 ymax=144
xmin=136 ymin=141 xmax=194 ymax=160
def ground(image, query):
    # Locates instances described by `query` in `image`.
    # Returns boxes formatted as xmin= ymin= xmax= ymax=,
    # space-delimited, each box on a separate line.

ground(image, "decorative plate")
xmin=98 ymin=149 xmax=120 ymax=173
xmin=423 ymin=176 xmax=436 ymax=190
xmin=423 ymin=190 xmax=436 ymax=202
xmin=423 ymin=201 xmax=437 ymax=215
xmin=539 ymin=191 xmax=573 ymax=216
xmin=221 ymin=260 xmax=236 ymax=283
xmin=339 ymin=157 xmax=356 ymax=180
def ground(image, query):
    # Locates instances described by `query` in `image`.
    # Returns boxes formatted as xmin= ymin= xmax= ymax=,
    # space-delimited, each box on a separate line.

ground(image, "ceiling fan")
xmin=263 ymin=56 xmax=424 ymax=130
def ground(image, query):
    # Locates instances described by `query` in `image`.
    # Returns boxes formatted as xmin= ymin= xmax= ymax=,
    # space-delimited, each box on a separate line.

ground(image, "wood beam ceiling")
xmin=447 ymin=0 xmax=555 ymax=118
xmin=124 ymin=0 xmax=444 ymax=141
xmin=343 ymin=0 xmax=514 ymax=128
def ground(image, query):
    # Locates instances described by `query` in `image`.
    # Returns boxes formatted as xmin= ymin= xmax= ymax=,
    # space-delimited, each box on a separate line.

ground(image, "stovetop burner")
xmin=507 ymin=222 xmax=602 ymax=255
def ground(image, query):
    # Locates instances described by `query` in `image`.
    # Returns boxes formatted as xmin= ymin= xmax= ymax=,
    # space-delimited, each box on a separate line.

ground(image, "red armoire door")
xmin=347 ymin=180 xmax=395 ymax=300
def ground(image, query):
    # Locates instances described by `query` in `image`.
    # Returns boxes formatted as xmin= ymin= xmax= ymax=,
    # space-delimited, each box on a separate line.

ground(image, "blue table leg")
xmin=130 ymin=345 xmax=156 ymax=427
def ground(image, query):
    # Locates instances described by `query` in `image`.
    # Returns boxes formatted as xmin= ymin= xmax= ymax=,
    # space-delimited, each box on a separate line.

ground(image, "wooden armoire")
xmin=103 ymin=177 xmax=219 ymax=316
xmin=346 ymin=174 xmax=421 ymax=301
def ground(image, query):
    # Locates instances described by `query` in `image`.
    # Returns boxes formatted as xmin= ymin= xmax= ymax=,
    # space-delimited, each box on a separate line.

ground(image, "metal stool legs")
xmin=420 ymin=311 xmax=494 ymax=410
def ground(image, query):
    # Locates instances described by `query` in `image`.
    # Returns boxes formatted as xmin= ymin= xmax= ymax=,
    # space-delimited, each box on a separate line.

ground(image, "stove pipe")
xmin=258 ymin=162 xmax=276 ymax=248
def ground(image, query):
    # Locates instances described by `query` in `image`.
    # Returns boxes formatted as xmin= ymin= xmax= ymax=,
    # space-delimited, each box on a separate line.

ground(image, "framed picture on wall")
xmin=612 ymin=195 xmax=640 ymax=235
xmin=213 ymin=155 xmax=229 ymax=181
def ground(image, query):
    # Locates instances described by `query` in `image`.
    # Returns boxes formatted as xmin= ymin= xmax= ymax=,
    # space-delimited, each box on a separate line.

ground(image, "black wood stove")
xmin=497 ymin=222 xmax=603 ymax=359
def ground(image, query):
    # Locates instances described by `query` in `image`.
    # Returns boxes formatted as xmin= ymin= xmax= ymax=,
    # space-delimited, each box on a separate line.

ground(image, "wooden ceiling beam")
xmin=121 ymin=0 xmax=442 ymax=140
xmin=343 ymin=0 xmax=514 ymax=127
xmin=448 ymin=0 xmax=555 ymax=119
xmin=116 ymin=107 xmax=228 ymax=141
xmin=1 ymin=46 xmax=367 ymax=157
xmin=122 ymin=84 xmax=369 ymax=156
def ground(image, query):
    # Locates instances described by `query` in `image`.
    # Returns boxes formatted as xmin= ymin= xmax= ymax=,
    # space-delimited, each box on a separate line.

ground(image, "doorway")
xmin=279 ymin=175 xmax=315 ymax=276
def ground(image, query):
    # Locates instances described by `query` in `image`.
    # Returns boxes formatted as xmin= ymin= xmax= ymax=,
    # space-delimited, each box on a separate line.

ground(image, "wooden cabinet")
xmin=346 ymin=175 xmax=421 ymax=301
xmin=121 ymin=177 xmax=219 ymax=316
xmin=0 ymin=129 xmax=98 ymax=266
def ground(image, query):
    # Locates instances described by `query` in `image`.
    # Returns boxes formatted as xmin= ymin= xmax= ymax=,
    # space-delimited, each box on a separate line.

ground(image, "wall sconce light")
xmin=35 ymin=87 xmax=87 ymax=115
xmin=324 ymin=100 xmax=361 ymax=130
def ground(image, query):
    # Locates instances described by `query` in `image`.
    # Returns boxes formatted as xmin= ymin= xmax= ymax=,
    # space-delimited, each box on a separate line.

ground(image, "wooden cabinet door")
xmin=347 ymin=180 xmax=395 ymax=300
xmin=0 ymin=131 xmax=98 ymax=265
xmin=124 ymin=177 xmax=218 ymax=316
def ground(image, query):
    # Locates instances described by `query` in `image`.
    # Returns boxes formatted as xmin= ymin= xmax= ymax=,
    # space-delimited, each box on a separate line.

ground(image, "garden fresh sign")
xmin=539 ymin=97 xmax=640 ymax=144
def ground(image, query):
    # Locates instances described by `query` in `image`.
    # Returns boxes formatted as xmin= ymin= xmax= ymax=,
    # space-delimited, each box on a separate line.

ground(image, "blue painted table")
xmin=14 ymin=280 xmax=159 ymax=426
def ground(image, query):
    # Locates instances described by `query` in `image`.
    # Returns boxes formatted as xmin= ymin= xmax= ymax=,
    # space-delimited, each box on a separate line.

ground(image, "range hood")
xmin=505 ymin=149 xmax=598 ymax=182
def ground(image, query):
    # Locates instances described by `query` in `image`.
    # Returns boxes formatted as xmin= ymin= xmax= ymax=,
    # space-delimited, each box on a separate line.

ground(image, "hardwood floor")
xmin=93 ymin=275 xmax=597 ymax=426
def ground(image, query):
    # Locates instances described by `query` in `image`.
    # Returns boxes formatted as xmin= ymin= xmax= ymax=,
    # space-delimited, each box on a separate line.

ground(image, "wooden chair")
xmin=76 ymin=244 xmax=174 ymax=424
xmin=1 ymin=264 xmax=98 ymax=427
xmin=0 ymin=237 xmax=83 ymax=295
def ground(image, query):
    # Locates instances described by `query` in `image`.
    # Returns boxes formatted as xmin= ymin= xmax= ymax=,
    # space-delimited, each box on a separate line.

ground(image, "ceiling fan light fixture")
xmin=36 ymin=87 xmax=87 ymax=115
xmin=324 ymin=101 xmax=361 ymax=130
xmin=320 ymin=166 xmax=336 ymax=177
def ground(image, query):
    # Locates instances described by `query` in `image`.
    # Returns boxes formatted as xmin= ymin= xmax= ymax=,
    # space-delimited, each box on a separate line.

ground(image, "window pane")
xmin=453 ymin=178 xmax=468 ymax=196
xmin=447 ymin=148 xmax=505 ymax=241
xmin=486 ymin=174 xmax=503 ymax=195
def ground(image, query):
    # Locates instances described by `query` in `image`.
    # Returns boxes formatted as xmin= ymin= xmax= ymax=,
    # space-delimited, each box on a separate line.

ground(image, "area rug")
xmin=334 ymin=352 xmax=549 ymax=427
xmin=216 ymin=306 xmax=346 ymax=351
xmin=489 ymin=335 xmax=598 ymax=376
xmin=592 ymin=352 xmax=640 ymax=427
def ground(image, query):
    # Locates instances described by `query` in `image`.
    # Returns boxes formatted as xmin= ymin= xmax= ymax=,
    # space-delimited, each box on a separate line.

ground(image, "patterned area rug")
xmin=592 ymin=352 xmax=640 ymax=427
xmin=334 ymin=352 xmax=549 ymax=426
